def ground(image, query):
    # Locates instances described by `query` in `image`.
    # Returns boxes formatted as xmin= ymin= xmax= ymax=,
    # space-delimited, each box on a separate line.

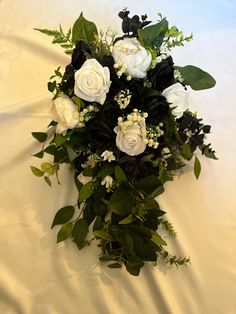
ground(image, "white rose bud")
xmin=162 ymin=82 xmax=189 ymax=118
xmin=50 ymin=94 xmax=79 ymax=133
xmin=112 ymin=38 xmax=152 ymax=79
xmin=114 ymin=121 xmax=147 ymax=156
xmin=74 ymin=59 xmax=111 ymax=105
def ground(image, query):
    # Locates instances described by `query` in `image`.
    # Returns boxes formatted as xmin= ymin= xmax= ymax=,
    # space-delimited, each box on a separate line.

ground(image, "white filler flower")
xmin=101 ymin=175 xmax=113 ymax=189
xmin=112 ymin=37 xmax=152 ymax=79
xmin=162 ymin=82 xmax=189 ymax=118
xmin=74 ymin=58 xmax=111 ymax=105
xmin=50 ymin=94 xmax=79 ymax=133
xmin=101 ymin=150 xmax=116 ymax=162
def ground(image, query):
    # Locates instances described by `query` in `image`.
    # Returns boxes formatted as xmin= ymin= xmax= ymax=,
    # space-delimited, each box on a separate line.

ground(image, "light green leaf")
xmin=51 ymin=206 xmax=75 ymax=228
xmin=41 ymin=162 xmax=54 ymax=175
xmin=151 ymin=232 xmax=167 ymax=246
xmin=138 ymin=18 xmax=168 ymax=48
xmin=54 ymin=134 xmax=68 ymax=146
xmin=181 ymin=143 xmax=193 ymax=161
xmin=79 ymin=181 xmax=94 ymax=202
xmin=57 ymin=222 xmax=73 ymax=243
xmin=30 ymin=166 xmax=44 ymax=177
xmin=175 ymin=65 xmax=216 ymax=90
xmin=44 ymin=176 xmax=52 ymax=187
xmin=72 ymin=12 xmax=98 ymax=43
xmin=93 ymin=230 xmax=114 ymax=241
xmin=194 ymin=156 xmax=201 ymax=179
xmin=119 ymin=215 xmax=135 ymax=225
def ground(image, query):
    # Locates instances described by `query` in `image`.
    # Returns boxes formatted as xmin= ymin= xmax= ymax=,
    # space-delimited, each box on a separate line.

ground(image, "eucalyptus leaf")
xmin=194 ymin=156 xmax=201 ymax=179
xmin=57 ymin=222 xmax=73 ymax=243
xmin=51 ymin=206 xmax=75 ymax=228
xmin=138 ymin=18 xmax=168 ymax=48
xmin=181 ymin=143 xmax=193 ymax=160
xmin=72 ymin=12 xmax=98 ymax=43
xmin=175 ymin=65 xmax=216 ymax=90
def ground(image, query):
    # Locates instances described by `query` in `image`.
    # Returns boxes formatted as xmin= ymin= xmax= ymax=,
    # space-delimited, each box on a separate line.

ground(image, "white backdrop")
xmin=1 ymin=1 xmax=236 ymax=313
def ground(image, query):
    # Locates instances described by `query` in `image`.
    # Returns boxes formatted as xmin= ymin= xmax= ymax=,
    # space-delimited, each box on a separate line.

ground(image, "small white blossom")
xmin=101 ymin=175 xmax=113 ymax=189
xmin=101 ymin=150 xmax=116 ymax=162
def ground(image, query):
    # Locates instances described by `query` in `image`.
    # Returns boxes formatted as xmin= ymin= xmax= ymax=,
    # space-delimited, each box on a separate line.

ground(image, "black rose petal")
xmin=142 ymin=95 xmax=169 ymax=124
xmin=60 ymin=64 xmax=75 ymax=93
xmin=147 ymin=56 xmax=175 ymax=92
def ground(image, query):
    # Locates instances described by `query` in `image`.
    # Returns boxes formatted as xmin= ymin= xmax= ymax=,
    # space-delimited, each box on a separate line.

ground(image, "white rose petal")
xmin=114 ymin=121 xmax=147 ymax=156
xmin=74 ymin=59 xmax=111 ymax=105
xmin=77 ymin=172 xmax=93 ymax=185
xmin=50 ymin=94 xmax=79 ymax=133
xmin=112 ymin=38 xmax=152 ymax=79
xmin=162 ymin=82 xmax=189 ymax=118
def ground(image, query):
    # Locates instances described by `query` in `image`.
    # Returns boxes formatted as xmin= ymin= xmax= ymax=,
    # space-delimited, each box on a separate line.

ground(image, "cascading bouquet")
xmin=31 ymin=9 xmax=217 ymax=276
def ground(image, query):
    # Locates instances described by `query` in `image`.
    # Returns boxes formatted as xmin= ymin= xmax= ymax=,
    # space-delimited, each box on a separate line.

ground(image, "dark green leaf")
xmin=93 ymin=230 xmax=114 ymax=241
xmin=99 ymin=163 xmax=114 ymax=181
xmin=72 ymin=12 xmax=98 ymax=43
xmin=136 ymin=175 xmax=164 ymax=198
xmin=138 ymin=18 xmax=168 ymax=48
xmin=175 ymin=65 xmax=216 ymax=90
xmin=79 ymin=181 xmax=94 ymax=202
xmin=92 ymin=215 xmax=104 ymax=231
xmin=119 ymin=215 xmax=135 ymax=225
xmin=107 ymin=262 xmax=122 ymax=268
xmin=72 ymin=219 xmax=88 ymax=246
xmin=32 ymin=132 xmax=47 ymax=143
xmin=83 ymin=200 xmax=96 ymax=225
xmin=30 ymin=166 xmax=44 ymax=177
xmin=108 ymin=184 xmax=134 ymax=215
xmin=181 ymin=143 xmax=193 ymax=160
xmin=48 ymin=81 xmax=57 ymax=93
xmin=44 ymin=176 xmax=52 ymax=187
xmin=54 ymin=134 xmax=68 ymax=146
xmin=57 ymin=222 xmax=73 ymax=243
xmin=99 ymin=255 xmax=118 ymax=262
xmin=194 ymin=156 xmax=201 ymax=179
xmin=114 ymin=165 xmax=127 ymax=182
xmin=125 ymin=256 xmax=144 ymax=276
xmin=51 ymin=205 xmax=75 ymax=228
xmin=33 ymin=150 xmax=44 ymax=158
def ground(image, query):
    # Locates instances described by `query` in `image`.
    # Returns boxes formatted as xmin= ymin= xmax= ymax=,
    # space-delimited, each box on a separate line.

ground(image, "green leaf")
xmin=79 ymin=181 xmax=94 ymax=202
xmin=194 ymin=156 xmax=201 ymax=179
xmin=32 ymin=132 xmax=47 ymax=143
xmin=99 ymin=163 xmax=114 ymax=181
xmin=201 ymin=145 xmax=218 ymax=160
xmin=48 ymin=81 xmax=57 ymax=93
xmin=175 ymin=65 xmax=216 ymax=90
xmin=119 ymin=215 xmax=135 ymax=225
xmin=114 ymin=165 xmax=127 ymax=182
xmin=151 ymin=232 xmax=167 ymax=246
xmin=93 ymin=215 xmax=104 ymax=231
xmin=57 ymin=222 xmax=73 ymax=243
xmin=51 ymin=205 xmax=75 ymax=228
xmin=41 ymin=162 xmax=54 ymax=175
xmin=107 ymin=262 xmax=122 ymax=268
xmin=125 ymin=256 xmax=144 ymax=276
xmin=72 ymin=12 xmax=98 ymax=44
xmin=108 ymin=185 xmax=134 ymax=215
xmin=30 ymin=166 xmax=44 ymax=177
xmin=93 ymin=230 xmax=114 ymax=241
xmin=138 ymin=18 xmax=168 ymax=48
xmin=44 ymin=176 xmax=52 ymax=187
xmin=65 ymin=145 xmax=78 ymax=162
xmin=72 ymin=219 xmax=88 ymax=246
xmin=32 ymin=150 xmax=44 ymax=159
xmin=136 ymin=175 xmax=164 ymax=198
xmin=54 ymin=134 xmax=68 ymax=146
xmin=181 ymin=143 xmax=193 ymax=160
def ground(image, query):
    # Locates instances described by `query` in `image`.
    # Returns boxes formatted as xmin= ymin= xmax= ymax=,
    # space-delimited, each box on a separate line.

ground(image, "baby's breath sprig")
xmin=117 ymin=109 xmax=148 ymax=130
xmin=77 ymin=105 xmax=99 ymax=128
xmin=114 ymin=89 xmax=132 ymax=109
xmin=145 ymin=123 xmax=164 ymax=149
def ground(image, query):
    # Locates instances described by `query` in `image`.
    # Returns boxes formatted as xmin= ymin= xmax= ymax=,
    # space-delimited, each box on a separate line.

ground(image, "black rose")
xmin=142 ymin=95 xmax=169 ymax=124
xmin=60 ymin=64 xmax=75 ymax=93
xmin=71 ymin=40 xmax=92 ymax=70
xmin=118 ymin=155 xmax=154 ymax=179
xmin=147 ymin=56 xmax=175 ymax=92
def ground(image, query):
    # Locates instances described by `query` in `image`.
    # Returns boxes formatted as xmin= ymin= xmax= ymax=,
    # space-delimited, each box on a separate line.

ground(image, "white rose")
xmin=50 ymin=94 xmax=79 ymax=133
xmin=74 ymin=58 xmax=111 ymax=105
xmin=112 ymin=37 xmax=152 ymax=79
xmin=77 ymin=172 xmax=93 ymax=185
xmin=114 ymin=122 xmax=147 ymax=156
xmin=162 ymin=82 xmax=189 ymax=118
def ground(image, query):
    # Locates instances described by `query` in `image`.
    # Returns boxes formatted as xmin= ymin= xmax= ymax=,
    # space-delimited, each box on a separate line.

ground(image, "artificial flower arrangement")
xmin=31 ymin=9 xmax=217 ymax=276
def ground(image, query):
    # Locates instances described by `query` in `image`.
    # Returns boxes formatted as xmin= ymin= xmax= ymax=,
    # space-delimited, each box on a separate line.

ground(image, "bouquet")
xmin=31 ymin=9 xmax=217 ymax=276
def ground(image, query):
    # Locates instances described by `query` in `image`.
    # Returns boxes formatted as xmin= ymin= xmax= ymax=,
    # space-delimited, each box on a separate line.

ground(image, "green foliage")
xmin=194 ymin=156 xmax=201 ymax=179
xmin=57 ymin=222 xmax=73 ymax=243
xmin=114 ymin=165 xmax=127 ymax=182
xmin=32 ymin=132 xmax=47 ymax=143
xmin=93 ymin=230 xmax=115 ymax=241
xmin=151 ymin=231 xmax=167 ymax=246
xmin=51 ymin=206 xmax=75 ymax=228
xmin=181 ymin=143 xmax=193 ymax=160
xmin=108 ymin=184 xmax=134 ymax=215
xmin=160 ymin=219 xmax=177 ymax=238
xmin=175 ymin=65 xmax=216 ymax=90
xmin=72 ymin=12 xmax=98 ymax=44
xmin=34 ymin=26 xmax=74 ymax=54
xmin=72 ymin=219 xmax=88 ymax=247
xmin=79 ymin=182 xmax=94 ymax=202
xmin=30 ymin=166 xmax=44 ymax=177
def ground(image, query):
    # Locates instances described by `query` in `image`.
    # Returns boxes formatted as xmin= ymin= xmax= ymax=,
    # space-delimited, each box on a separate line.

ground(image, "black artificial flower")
xmin=71 ymin=40 xmax=92 ymax=70
xmin=60 ymin=64 xmax=75 ymax=93
xmin=147 ymin=56 xmax=175 ymax=92
xmin=118 ymin=155 xmax=154 ymax=179
xmin=118 ymin=9 xmax=151 ymax=36
xmin=142 ymin=95 xmax=169 ymax=124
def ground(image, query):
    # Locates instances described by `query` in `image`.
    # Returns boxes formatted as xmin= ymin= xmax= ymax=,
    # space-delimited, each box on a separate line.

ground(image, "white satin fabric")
xmin=1 ymin=1 xmax=236 ymax=313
